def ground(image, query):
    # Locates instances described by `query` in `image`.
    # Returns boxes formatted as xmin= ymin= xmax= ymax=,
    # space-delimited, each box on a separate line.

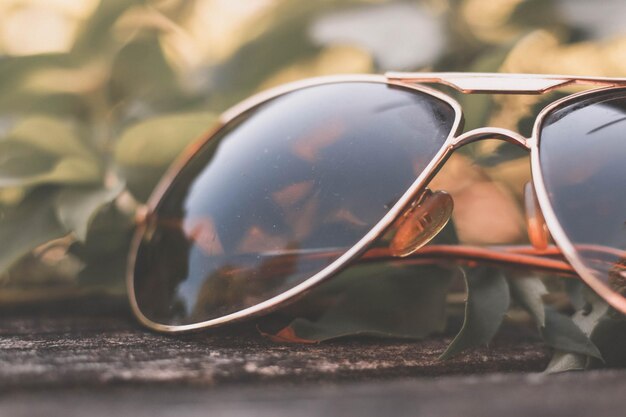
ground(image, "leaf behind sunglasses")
xmin=262 ymin=263 xmax=460 ymax=343
xmin=439 ymin=267 xmax=510 ymax=360
xmin=114 ymin=112 xmax=217 ymax=202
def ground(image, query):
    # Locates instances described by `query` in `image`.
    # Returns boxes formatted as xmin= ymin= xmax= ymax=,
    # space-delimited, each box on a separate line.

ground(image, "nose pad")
xmin=524 ymin=182 xmax=551 ymax=250
xmin=388 ymin=189 xmax=454 ymax=257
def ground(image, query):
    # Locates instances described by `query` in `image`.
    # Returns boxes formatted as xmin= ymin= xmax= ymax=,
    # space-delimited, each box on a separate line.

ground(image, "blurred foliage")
xmin=0 ymin=0 xmax=625 ymax=370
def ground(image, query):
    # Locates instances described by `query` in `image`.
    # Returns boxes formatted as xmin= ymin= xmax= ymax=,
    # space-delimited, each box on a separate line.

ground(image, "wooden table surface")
xmin=1 ymin=298 xmax=624 ymax=416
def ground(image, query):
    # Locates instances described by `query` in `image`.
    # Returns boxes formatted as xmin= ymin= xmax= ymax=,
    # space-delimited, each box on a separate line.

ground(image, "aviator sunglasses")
xmin=127 ymin=72 xmax=626 ymax=333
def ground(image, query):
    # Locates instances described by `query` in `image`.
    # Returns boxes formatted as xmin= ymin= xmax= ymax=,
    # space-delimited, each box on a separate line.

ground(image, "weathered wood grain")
xmin=2 ymin=369 xmax=626 ymax=417
xmin=1 ymin=302 xmax=548 ymax=390
xmin=2 ymin=302 xmax=625 ymax=417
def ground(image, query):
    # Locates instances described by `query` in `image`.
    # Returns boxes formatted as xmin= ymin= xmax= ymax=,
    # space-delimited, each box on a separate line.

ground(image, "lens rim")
xmin=532 ymin=85 xmax=626 ymax=314
xmin=126 ymin=74 xmax=464 ymax=333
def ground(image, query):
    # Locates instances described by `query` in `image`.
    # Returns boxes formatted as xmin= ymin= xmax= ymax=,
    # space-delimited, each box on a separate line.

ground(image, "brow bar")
xmin=385 ymin=72 xmax=626 ymax=94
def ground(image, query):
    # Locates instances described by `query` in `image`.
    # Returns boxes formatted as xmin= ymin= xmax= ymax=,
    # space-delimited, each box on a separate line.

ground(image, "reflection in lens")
xmin=133 ymin=82 xmax=457 ymax=326
xmin=539 ymin=88 xmax=626 ymax=297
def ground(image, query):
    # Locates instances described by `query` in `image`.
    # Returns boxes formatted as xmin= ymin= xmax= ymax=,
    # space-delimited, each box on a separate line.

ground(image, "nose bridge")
xmin=450 ymin=127 xmax=530 ymax=150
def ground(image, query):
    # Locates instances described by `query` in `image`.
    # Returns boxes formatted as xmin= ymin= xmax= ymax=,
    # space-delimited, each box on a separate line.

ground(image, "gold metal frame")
xmin=530 ymin=86 xmax=626 ymax=313
xmin=127 ymin=72 xmax=626 ymax=333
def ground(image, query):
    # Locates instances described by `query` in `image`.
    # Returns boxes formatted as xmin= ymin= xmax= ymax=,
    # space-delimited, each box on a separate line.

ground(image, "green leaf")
xmin=509 ymin=277 xmax=603 ymax=372
xmin=72 ymin=0 xmax=144 ymax=55
xmin=0 ymin=188 xmax=67 ymax=276
xmin=35 ymin=158 xmax=102 ymax=185
xmin=0 ymin=52 xmax=97 ymax=118
xmin=570 ymin=290 xmax=611 ymax=335
xmin=546 ymin=288 xmax=626 ymax=372
xmin=564 ymin=280 xmax=586 ymax=311
xmin=510 ymin=0 xmax=561 ymax=28
xmin=74 ymin=229 xmax=131 ymax=291
xmin=544 ymin=290 xmax=607 ymax=373
xmin=69 ymin=203 xmax=133 ymax=259
xmin=0 ymin=151 xmax=102 ymax=188
xmin=265 ymin=264 xmax=458 ymax=342
xmin=55 ymin=184 xmax=124 ymax=242
xmin=0 ymin=117 xmax=102 ymax=188
xmin=540 ymin=307 xmax=602 ymax=359
xmin=0 ymin=91 xmax=89 ymax=118
xmin=440 ymin=267 xmax=510 ymax=359
xmin=114 ymin=112 xmax=215 ymax=166
xmin=508 ymin=276 xmax=602 ymax=367
xmin=588 ymin=315 xmax=626 ymax=368
xmin=114 ymin=112 xmax=217 ymax=201
xmin=208 ymin=1 xmax=371 ymax=106
xmin=109 ymin=37 xmax=190 ymax=109
xmin=544 ymin=351 xmax=587 ymax=373
xmin=68 ymin=204 xmax=134 ymax=289
xmin=7 ymin=116 xmax=94 ymax=158
xmin=509 ymin=275 xmax=548 ymax=327
xmin=0 ymin=141 xmax=58 ymax=184
xmin=0 ymin=53 xmax=63 ymax=85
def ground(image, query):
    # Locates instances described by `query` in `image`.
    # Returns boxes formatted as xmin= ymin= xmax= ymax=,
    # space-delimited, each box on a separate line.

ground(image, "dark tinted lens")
xmin=132 ymin=81 xmax=456 ymax=326
xmin=539 ymin=88 xmax=626 ymax=296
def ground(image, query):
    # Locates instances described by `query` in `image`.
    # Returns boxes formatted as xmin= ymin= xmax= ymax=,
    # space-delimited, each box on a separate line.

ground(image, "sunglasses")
xmin=127 ymin=72 xmax=626 ymax=333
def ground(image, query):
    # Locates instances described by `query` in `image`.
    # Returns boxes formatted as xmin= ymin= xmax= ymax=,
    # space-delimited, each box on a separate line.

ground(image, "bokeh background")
xmin=1 ymin=0 xmax=626 ymax=305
